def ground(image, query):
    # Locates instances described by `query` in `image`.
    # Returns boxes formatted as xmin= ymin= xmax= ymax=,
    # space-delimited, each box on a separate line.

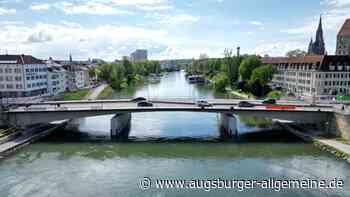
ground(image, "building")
xmin=308 ymin=16 xmax=326 ymax=55
xmin=46 ymin=59 xmax=67 ymax=96
xmin=336 ymin=19 xmax=350 ymax=56
xmin=63 ymin=64 xmax=90 ymax=91
xmin=263 ymin=55 xmax=350 ymax=100
xmin=130 ymin=49 xmax=148 ymax=62
xmin=0 ymin=54 xmax=48 ymax=99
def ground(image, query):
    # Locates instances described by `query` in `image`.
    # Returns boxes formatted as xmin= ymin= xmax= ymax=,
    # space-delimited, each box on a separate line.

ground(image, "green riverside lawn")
xmin=63 ymin=89 xmax=90 ymax=101
xmin=97 ymin=85 xmax=113 ymax=100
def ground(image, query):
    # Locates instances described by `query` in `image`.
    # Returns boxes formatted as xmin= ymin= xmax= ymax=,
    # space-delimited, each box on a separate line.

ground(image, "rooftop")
xmin=0 ymin=54 xmax=44 ymax=65
xmin=338 ymin=19 xmax=350 ymax=37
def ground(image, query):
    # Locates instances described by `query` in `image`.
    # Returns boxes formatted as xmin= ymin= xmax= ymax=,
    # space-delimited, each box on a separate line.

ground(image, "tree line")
xmin=96 ymin=58 xmax=161 ymax=90
xmin=186 ymin=49 xmax=276 ymax=97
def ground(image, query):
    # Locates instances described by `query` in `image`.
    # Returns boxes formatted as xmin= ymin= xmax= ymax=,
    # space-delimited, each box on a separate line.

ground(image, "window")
xmin=0 ymin=68 xmax=3 ymax=73
xmin=26 ymin=77 xmax=30 ymax=80
xmin=6 ymin=76 xmax=13 ymax=81
xmin=27 ymin=84 xmax=31 ymax=88
xmin=6 ymin=84 xmax=13 ymax=89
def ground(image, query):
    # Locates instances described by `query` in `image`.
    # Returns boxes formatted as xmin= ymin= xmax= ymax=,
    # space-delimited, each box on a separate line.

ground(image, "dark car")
xmin=137 ymin=101 xmax=153 ymax=107
xmin=131 ymin=97 xmax=147 ymax=102
xmin=238 ymin=101 xmax=255 ymax=108
xmin=262 ymin=98 xmax=277 ymax=104
xmin=196 ymin=100 xmax=213 ymax=108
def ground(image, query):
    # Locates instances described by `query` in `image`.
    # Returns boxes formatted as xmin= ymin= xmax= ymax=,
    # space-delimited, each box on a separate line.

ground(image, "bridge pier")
xmin=218 ymin=113 xmax=237 ymax=138
xmin=110 ymin=113 xmax=131 ymax=140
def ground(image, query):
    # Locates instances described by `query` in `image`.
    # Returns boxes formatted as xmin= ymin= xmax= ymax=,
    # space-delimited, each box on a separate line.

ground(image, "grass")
xmin=0 ymin=128 xmax=17 ymax=138
xmin=63 ymin=89 xmax=90 ymax=101
xmin=337 ymin=95 xmax=350 ymax=101
xmin=226 ymin=87 xmax=254 ymax=99
xmin=97 ymin=85 xmax=113 ymax=99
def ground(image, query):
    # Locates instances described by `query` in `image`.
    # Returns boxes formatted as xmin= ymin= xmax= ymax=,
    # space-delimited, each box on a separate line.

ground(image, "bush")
xmin=267 ymin=90 xmax=282 ymax=99
xmin=213 ymin=74 xmax=228 ymax=92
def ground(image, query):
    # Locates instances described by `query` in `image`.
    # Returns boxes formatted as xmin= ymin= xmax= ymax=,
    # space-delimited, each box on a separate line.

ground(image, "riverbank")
xmin=0 ymin=122 xmax=67 ymax=158
xmin=279 ymin=123 xmax=350 ymax=163
xmin=225 ymin=87 xmax=254 ymax=99
xmin=86 ymin=83 xmax=109 ymax=100
xmin=63 ymin=89 xmax=90 ymax=101
xmin=97 ymin=85 xmax=113 ymax=99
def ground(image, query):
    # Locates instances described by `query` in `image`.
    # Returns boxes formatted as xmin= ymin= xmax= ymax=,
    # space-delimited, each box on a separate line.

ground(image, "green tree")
xmin=239 ymin=55 xmax=262 ymax=81
xmin=98 ymin=64 xmax=113 ymax=82
xmin=267 ymin=90 xmax=282 ymax=99
xmin=213 ymin=74 xmax=228 ymax=92
xmin=222 ymin=48 xmax=239 ymax=86
xmin=250 ymin=64 xmax=275 ymax=86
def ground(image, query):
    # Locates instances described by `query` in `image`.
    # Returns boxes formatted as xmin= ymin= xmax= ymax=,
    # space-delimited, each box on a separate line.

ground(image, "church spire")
xmin=307 ymin=15 xmax=326 ymax=55
xmin=315 ymin=15 xmax=324 ymax=44
xmin=308 ymin=37 xmax=314 ymax=54
xmin=69 ymin=52 xmax=73 ymax=63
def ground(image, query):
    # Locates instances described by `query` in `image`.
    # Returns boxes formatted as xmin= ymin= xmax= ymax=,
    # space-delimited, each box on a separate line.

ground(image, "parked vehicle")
xmin=196 ymin=100 xmax=213 ymax=108
xmin=131 ymin=97 xmax=147 ymax=102
xmin=262 ymin=98 xmax=277 ymax=104
xmin=238 ymin=101 xmax=255 ymax=108
xmin=137 ymin=101 xmax=153 ymax=107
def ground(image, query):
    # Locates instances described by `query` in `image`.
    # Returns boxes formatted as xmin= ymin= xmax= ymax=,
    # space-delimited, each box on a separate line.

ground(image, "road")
xmin=9 ymin=99 xmax=334 ymax=113
xmin=85 ymin=84 xmax=108 ymax=100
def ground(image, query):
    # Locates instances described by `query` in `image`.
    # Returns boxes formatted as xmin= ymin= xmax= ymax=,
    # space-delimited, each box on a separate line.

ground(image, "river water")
xmin=0 ymin=71 xmax=349 ymax=197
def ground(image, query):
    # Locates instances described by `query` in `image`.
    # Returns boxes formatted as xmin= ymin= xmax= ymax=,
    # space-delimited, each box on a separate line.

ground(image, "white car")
xmin=196 ymin=100 xmax=213 ymax=108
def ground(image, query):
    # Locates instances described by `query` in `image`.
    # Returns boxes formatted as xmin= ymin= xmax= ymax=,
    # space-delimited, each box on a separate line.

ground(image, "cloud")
xmin=252 ymin=41 xmax=306 ymax=56
xmin=137 ymin=5 xmax=173 ymax=11
xmin=250 ymin=21 xmax=263 ymax=26
xmin=147 ymin=13 xmax=200 ymax=25
xmin=108 ymin=0 xmax=165 ymax=6
xmin=0 ymin=7 xmax=16 ymax=15
xmin=27 ymin=31 xmax=53 ymax=43
xmin=59 ymin=1 xmax=134 ymax=15
xmin=30 ymin=3 xmax=51 ymax=11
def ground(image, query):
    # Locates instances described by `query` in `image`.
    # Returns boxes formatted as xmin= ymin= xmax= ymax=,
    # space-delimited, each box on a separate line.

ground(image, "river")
xmin=0 ymin=71 xmax=349 ymax=197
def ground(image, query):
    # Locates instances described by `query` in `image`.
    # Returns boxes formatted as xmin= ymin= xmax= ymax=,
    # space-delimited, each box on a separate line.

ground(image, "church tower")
xmin=307 ymin=16 xmax=326 ymax=55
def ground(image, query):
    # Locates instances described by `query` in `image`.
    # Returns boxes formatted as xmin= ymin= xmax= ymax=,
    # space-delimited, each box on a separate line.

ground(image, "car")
xmin=238 ymin=101 xmax=255 ymax=108
xmin=262 ymin=98 xmax=277 ymax=104
xmin=131 ymin=97 xmax=147 ymax=102
xmin=137 ymin=101 xmax=153 ymax=107
xmin=196 ymin=100 xmax=213 ymax=108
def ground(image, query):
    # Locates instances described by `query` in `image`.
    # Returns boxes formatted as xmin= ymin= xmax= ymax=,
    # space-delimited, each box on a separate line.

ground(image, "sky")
xmin=0 ymin=0 xmax=349 ymax=61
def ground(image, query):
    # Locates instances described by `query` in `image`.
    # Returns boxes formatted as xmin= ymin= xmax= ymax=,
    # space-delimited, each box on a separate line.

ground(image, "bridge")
xmin=0 ymin=99 xmax=337 ymax=139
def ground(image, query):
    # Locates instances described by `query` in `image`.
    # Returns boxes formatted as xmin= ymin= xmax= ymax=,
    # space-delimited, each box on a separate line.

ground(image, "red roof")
xmin=262 ymin=55 xmax=324 ymax=64
xmin=0 ymin=54 xmax=44 ymax=64
xmin=338 ymin=19 xmax=350 ymax=37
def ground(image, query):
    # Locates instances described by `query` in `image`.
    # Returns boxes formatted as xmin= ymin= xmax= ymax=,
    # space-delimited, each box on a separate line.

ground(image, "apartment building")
xmin=63 ymin=64 xmax=90 ymax=91
xmin=0 ymin=54 xmax=48 ymax=98
xmin=336 ymin=19 xmax=350 ymax=56
xmin=263 ymin=55 xmax=350 ymax=100
xmin=130 ymin=49 xmax=148 ymax=62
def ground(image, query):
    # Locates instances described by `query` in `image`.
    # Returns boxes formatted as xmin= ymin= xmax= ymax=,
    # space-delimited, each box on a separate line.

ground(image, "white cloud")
xmin=27 ymin=31 xmax=53 ymax=43
xmin=108 ymin=0 xmax=165 ymax=6
xmin=59 ymin=1 xmax=134 ymax=15
xmin=30 ymin=3 xmax=51 ymax=11
xmin=137 ymin=5 xmax=172 ymax=11
xmin=0 ymin=7 xmax=16 ymax=15
xmin=252 ymin=41 xmax=306 ymax=56
xmin=250 ymin=21 xmax=263 ymax=26
xmin=147 ymin=13 xmax=200 ymax=25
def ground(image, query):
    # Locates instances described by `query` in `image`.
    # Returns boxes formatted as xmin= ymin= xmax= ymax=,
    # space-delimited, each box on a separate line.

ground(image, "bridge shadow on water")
xmin=41 ymin=126 xmax=303 ymax=144
xmin=39 ymin=112 xmax=305 ymax=144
